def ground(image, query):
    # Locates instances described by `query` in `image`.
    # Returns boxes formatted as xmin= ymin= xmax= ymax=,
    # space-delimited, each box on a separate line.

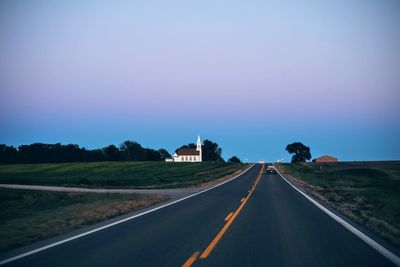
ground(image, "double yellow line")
xmin=182 ymin=164 xmax=265 ymax=267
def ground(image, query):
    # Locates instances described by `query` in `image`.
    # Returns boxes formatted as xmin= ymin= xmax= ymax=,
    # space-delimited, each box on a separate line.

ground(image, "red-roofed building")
xmin=314 ymin=155 xmax=338 ymax=163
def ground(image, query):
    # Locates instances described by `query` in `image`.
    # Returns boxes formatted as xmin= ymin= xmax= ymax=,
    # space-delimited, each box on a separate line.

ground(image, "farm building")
xmin=314 ymin=155 xmax=338 ymax=163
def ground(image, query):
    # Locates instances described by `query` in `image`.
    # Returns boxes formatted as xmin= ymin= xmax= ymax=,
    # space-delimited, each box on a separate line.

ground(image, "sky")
xmin=0 ymin=0 xmax=399 ymax=162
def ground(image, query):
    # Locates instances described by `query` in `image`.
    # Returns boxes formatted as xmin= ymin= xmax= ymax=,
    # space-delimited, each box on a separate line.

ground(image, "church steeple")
xmin=196 ymin=135 xmax=202 ymax=162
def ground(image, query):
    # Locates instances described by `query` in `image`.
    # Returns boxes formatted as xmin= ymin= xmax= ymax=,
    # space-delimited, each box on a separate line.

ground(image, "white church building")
xmin=165 ymin=136 xmax=202 ymax=162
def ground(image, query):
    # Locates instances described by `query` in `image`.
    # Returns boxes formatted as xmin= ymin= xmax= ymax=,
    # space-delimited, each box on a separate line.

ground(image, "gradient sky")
xmin=1 ymin=0 xmax=399 ymax=162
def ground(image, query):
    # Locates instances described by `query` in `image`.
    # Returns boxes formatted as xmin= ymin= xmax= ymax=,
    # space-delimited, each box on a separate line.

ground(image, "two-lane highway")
xmin=2 ymin=164 xmax=397 ymax=266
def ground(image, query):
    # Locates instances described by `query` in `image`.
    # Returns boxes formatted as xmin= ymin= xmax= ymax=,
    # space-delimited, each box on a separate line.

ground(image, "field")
xmin=0 ymin=162 xmax=248 ymax=189
xmin=276 ymin=161 xmax=400 ymax=248
xmin=0 ymin=189 xmax=165 ymax=253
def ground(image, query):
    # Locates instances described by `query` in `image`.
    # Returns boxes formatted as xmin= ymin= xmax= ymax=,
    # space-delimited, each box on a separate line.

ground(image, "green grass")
xmin=0 ymin=162 xmax=248 ymax=189
xmin=0 ymin=189 xmax=165 ymax=252
xmin=277 ymin=161 xmax=400 ymax=249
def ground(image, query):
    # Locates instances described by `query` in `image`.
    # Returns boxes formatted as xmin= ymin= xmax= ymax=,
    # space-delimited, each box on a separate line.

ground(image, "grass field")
xmin=276 ymin=161 xmax=400 ymax=249
xmin=0 ymin=162 xmax=248 ymax=189
xmin=0 ymin=188 xmax=165 ymax=253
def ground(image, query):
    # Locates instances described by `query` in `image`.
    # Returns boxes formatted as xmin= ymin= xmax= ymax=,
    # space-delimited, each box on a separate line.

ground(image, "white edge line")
xmin=275 ymin=168 xmax=400 ymax=267
xmin=0 ymin=164 xmax=256 ymax=266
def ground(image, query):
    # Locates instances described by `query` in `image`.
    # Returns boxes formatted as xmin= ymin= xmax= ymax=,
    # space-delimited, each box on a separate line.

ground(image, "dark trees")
xmin=119 ymin=141 xmax=162 ymax=161
xmin=158 ymin=149 xmax=171 ymax=160
xmin=145 ymin=148 xmax=163 ymax=161
xmin=228 ymin=156 xmax=242 ymax=163
xmin=103 ymin=145 xmax=122 ymax=161
xmin=285 ymin=142 xmax=311 ymax=163
xmin=202 ymin=139 xmax=224 ymax=162
xmin=0 ymin=141 xmax=168 ymax=163
xmin=0 ymin=145 xmax=18 ymax=163
xmin=120 ymin=141 xmax=144 ymax=161
xmin=17 ymin=143 xmax=85 ymax=163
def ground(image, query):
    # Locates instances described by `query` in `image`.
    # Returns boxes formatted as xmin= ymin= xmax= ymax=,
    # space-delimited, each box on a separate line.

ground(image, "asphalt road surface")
xmin=2 ymin=164 xmax=397 ymax=266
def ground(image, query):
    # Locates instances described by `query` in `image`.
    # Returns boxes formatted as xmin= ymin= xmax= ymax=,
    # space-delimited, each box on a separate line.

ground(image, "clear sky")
xmin=1 ymin=0 xmax=399 ymax=162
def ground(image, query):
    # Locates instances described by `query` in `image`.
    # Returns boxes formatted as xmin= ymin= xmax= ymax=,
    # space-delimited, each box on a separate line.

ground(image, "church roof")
xmin=176 ymin=148 xmax=200 ymax=156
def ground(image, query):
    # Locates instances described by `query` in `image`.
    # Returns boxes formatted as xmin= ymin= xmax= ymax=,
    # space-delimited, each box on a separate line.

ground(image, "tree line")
xmin=0 ymin=141 xmax=170 ymax=164
xmin=0 ymin=139 xmax=242 ymax=164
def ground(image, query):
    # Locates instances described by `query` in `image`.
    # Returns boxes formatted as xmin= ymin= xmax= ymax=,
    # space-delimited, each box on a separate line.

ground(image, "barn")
xmin=314 ymin=155 xmax=338 ymax=163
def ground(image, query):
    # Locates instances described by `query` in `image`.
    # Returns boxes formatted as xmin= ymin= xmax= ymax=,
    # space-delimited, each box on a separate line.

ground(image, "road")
xmin=1 ymin=164 xmax=397 ymax=266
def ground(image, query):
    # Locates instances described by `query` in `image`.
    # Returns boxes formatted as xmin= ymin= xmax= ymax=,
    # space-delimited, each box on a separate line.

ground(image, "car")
xmin=266 ymin=166 xmax=277 ymax=174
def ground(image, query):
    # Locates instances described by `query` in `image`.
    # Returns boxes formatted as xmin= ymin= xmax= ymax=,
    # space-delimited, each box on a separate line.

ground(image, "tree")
xmin=228 ymin=156 xmax=241 ymax=163
xmin=103 ymin=145 xmax=121 ymax=161
xmin=285 ymin=142 xmax=311 ymax=163
xmin=17 ymin=143 xmax=84 ymax=163
xmin=120 ymin=141 xmax=164 ymax=161
xmin=144 ymin=148 xmax=162 ymax=161
xmin=0 ymin=145 xmax=18 ymax=163
xmin=158 ymin=149 xmax=171 ymax=160
xmin=202 ymin=139 xmax=224 ymax=162
xmin=120 ymin=141 xmax=145 ymax=161
xmin=84 ymin=149 xmax=106 ymax=162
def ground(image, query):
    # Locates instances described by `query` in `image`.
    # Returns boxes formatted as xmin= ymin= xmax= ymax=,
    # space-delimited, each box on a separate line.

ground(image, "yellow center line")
xmin=199 ymin=164 xmax=265 ymax=259
xmin=224 ymin=212 xmax=234 ymax=222
xmin=182 ymin=251 xmax=200 ymax=267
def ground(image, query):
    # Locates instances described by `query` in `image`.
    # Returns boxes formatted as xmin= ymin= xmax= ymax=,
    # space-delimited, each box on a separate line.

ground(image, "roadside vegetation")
xmin=0 ymin=162 xmax=248 ymax=189
xmin=0 ymin=189 xmax=165 ymax=252
xmin=276 ymin=161 xmax=400 ymax=248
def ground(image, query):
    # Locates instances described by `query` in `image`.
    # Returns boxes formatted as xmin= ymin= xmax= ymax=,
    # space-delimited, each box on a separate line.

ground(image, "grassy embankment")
xmin=276 ymin=161 xmax=400 ymax=249
xmin=0 ymin=161 xmax=248 ymax=189
xmin=0 ymin=162 xmax=248 ymax=253
xmin=0 ymin=189 xmax=165 ymax=253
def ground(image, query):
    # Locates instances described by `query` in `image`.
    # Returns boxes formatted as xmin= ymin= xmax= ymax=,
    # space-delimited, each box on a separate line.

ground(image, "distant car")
xmin=266 ymin=166 xmax=277 ymax=174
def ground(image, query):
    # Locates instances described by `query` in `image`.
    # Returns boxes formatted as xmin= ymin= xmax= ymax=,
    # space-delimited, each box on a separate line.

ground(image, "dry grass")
xmin=0 ymin=189 xmax=165 ymax=252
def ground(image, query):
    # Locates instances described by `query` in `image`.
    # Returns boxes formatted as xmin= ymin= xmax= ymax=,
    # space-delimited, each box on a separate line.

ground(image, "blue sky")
xmin=1 ymin=0 xmax=399 ymax=162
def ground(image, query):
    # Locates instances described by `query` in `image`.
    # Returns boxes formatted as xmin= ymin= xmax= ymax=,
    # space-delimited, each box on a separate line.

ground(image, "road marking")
xmin=276 ymin=168 xmax=400 ymax=267
xmin=199 ymin=164 xmax=265 ymax=259
xmin=224 ymin=212 xmax=234 ymax=222
xmin=0 ymin=165 xmax=256 ymax=266
xmin=182 ymin=251 xmax=200 ymax=267
xmin=240 ymin=197 xmax=245 ymax=203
